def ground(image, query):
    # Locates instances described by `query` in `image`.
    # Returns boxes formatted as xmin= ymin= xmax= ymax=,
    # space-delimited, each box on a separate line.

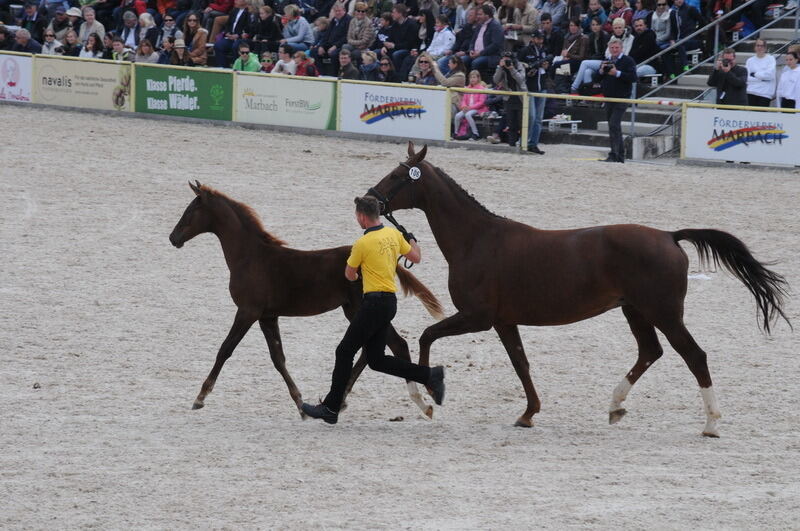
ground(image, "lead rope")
xmin=383 ymin=212 xmax=416 ymax=269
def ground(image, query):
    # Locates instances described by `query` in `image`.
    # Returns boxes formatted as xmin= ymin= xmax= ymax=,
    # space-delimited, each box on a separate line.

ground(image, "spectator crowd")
xmin=2 ymin=0 xmax=799 ymax=154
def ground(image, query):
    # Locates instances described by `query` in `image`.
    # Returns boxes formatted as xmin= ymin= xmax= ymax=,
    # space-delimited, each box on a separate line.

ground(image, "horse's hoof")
xmin=609 ymin=408 xmax=627 ymax=424
xmin=514 ymin=418 xmax=533 ymax=428
xmin=299 ymin=411 xmax=308 ymax=420
xmin=702 ymin=430 xmax=720 ymax=438
xmin=192 ymin=401 xmax=204 ymax=410
xmin=425 ymin=406 xmax=433 ymax=419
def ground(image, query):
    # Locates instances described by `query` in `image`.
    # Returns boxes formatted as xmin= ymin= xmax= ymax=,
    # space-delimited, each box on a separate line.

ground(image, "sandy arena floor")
xmin=2 ymin=105 xmax=799 ymax=529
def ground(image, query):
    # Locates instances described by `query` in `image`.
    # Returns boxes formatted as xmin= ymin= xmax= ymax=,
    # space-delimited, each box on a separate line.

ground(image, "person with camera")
xmin=707 ymin=48 xmax=747 ymax=106
xmin=518 ymin=29 xmax=550 ymax=154
xmin=301 ymin=196 xmax=445 ymax=426
xmin=493 ymin=50 xmax=527 ymax=147
xmin=599 ymin=37 xmax=637 ymax=163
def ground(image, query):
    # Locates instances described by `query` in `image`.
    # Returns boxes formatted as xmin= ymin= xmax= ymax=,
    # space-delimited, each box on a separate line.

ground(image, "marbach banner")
xmin=339 ymin=81 xmax=447 ymax=141
xmin=683 ymin=106 xmax=800 ymax=165
xmin=235 ymin=74 xmax=336 ymax=130
xmin=135 ymin=64 xmax=232 ymax=121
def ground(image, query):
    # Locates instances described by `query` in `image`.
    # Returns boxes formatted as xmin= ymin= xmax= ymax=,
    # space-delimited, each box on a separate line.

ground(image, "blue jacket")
xmin=469 ymin=18 xmax=503 ymax=57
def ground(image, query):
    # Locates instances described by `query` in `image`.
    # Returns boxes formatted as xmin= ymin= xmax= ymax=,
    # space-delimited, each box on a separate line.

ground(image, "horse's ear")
xmin=189 ymin=180 xmax=201 ymax=195
xmin=407 ymin=141 xmax=416 ymax=158
xmin=408 ymin=144 xmax=428 ymax=165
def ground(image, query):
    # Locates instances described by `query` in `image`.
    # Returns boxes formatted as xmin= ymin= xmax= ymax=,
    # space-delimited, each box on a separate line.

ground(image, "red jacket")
xmin=208 ymin=0 xmax=233 ymax=13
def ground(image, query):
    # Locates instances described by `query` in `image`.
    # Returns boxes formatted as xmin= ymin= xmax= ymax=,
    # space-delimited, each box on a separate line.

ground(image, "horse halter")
xmin=367 ymin=161 xmax=421 ymax=268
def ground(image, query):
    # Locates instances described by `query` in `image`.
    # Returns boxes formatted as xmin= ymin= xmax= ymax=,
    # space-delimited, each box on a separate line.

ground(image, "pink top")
xmin=459 ymin=86 xmax=489 ymax=113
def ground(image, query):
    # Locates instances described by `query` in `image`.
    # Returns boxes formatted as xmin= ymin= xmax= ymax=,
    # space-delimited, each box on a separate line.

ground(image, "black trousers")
xmin=504 ymin=97 xmax=523 ymax=147
xmin=322 ymin=293 xmax=431 ymax=412
xmin=605 ymin=102 xmax=628 ymax=162
xmin=748 ymin=94 xmax=772 ymax=107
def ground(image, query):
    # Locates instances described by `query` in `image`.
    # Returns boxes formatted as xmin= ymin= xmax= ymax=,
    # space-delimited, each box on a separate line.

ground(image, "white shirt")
xmin=776 ymin=65 xmax=800 ymax=108
xmin=745 ymin=54 xmax=776 ymax=99
xmin=273 ymin=59 xmax=297 ymax=74
xmin=426 ymin=27 xmax=455 ymax=57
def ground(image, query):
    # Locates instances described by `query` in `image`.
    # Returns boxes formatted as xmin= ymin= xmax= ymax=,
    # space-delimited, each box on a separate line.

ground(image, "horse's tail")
xmin=396 ymin=267 xmax=445 ymax=321
xmin=673 ymin=229 xmax=791 ymax=334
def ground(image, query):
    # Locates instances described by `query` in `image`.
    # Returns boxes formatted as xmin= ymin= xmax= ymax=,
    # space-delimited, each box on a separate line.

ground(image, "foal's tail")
xmin=673 ymin=229 xmax=791 ymax=334
xmin=396 ymin=267 xmax=445 ymax=321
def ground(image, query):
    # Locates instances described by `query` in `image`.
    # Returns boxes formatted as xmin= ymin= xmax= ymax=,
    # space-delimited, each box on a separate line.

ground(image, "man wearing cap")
xmin=38 ymin=0 xmax=69 ymax=20
xmin=518 ymin=29 xmax=549 ymax=154
xmin=20 ymin=2 xmax=47 ymax=42
xmin=46 ymin=6 xmax=72 ymax=41
xmin=301 ymin=196 xmax=445 ymax=425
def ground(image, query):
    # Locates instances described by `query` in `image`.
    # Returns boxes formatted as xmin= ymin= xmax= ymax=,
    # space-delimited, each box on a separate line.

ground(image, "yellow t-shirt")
xmin=347 ymin=225 xmax=412 ymax=293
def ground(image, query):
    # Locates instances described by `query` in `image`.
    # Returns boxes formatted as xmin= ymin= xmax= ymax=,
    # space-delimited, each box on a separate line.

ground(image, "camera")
xmin=601 ymin=61 xmax=613 ymax=74
xmin=501 ymin=51 xmax=514 ymax=67
xmin=721 ymin=58 xmax=731 ymax=67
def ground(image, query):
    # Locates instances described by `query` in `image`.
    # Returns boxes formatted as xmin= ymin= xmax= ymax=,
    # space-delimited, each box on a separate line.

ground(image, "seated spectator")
xmin=47 ymin=7 xmax=74 ymax=42
xmin=603 ymin=0 xmax=633 ymax=33
xmin=110 ymin=36 xmax=133 ymax=60
xmin=582 ymin=0 xmax=607 ymax=33
xmin=203 ymin=0 xmax=233 ymax=33
xmin=65 ymin=7 xmax=84 ymax=38
xmin=138 ymin=13 xmax=160 ymax=45
xmin=382 ymin=3 xmax=419 ymax=70
xmin=492 ymin=51 xmax=526 ymax=146
xmin=359 ymin=49 xmax=381 ymax=79
xmin=281 ymin=4 xmax=314 ymax=51
xmin=670 ymin=0 xmax=704 ymax=72
xmin=746 ymin=39 xmax=776 ymax=107
xmin=11 ymin=27 xmax=42 ymax=53
xmin=630 ymin=17 xmax=660 ymax=78
xmin=156 ymin=13 xmax=183 ymax=49
xmin=376 ymin=55 xmax=401 ymax=81
xmin=41 ymin=30 xmax=63 ymax=54
xmin=416 ymin=9 xmax=436 ymax=51
xmin=553 ymin=18 xmax=588 ymax=82
xmin=294 ymin=50 xmax=320 ymax=75
xmin=410 ymin=51 xmax=439 ymax=84
xmin=777 ymin=51 xmax=800 ymax=110
xmin=537 ymin=0 xmax=567 ymax=30
xmin=312 ymin=17 xmax=330 ymax=48
xmin=248 ymin=5 xmax=282 ymax=55
xmin=169 ymin=38 xmax=192 ymax=66
xmin=539 ymin=13 xmax=563 ymax=57
xmin=707 ymin=48 xmax=747 ymax=106
xmin=453 ymin=69 xmax=489 ymax=140
xmin=437 ymin=6 xmax=476 ymax=73
xmin=344 ymin=2 xmax=376 ymax=61
xmin=232 ymin=42 xmax=260 ymax=70
xmin=273 ymin=43 xmax=297 ymax=73
xmin=259 ymin=52 xmax=275 ymax=72
xmin=427 ymin=14 xmax=455 ymax=60
xmin=133 ymin=38 xmax=160 ymax=61
xmin=19 ymin=2 xmax=46 ymax=43
xmin=213 ymin=0 xmax=249 ymax=67
xmin=586 ymin=16 xmax=609 ymax=60
xmin=463 ymin=4 xmax=503 ymax=74
xmin=370 ymin=12 xmax=393 ymax=53
xmin=453 ymin=0 xmax=470 ymax=32
xmin=432 ymin=54 xmax=466 ymax=108
xmin=101 ymin=33 xmax=115 ymax=59
xmin=182 ymin=12 xmax=208 ymax=65
xmin=501 ymin=0 xmax=538 ymax=49
xmin=708 ymin=0 xmax=742 ymax=51
xmin=60 ymin=29 xmax=82 ymax=55
xmin=79 ymin=7 xmax=106 ymax=44
xmin=119 ymin=11 xmax=141 ymax=49
xmin=440 ymin=0 xmax=457 ymax=28
xmin=79 ymin=32 xmax=105 ymax=58
xmin=313 ymin=2 xmax=351 ymax=76
xmin=632 ymin=0 xmax=651 ymax=23
xmin=564 ymin=0 xmax=583 ymax=31
xmin=158 ymin=35 xmax=176 ymax=62
xmin=39 ymin=0 xmax=69 ymax=20
xmin=338 ymin=47 xmax=359 ymax=78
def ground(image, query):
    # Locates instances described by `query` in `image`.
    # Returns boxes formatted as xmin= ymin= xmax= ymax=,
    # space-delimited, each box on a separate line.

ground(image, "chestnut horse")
xmin=169 ymin=181 xmax=443 ymax=418
xmin=367 ymin=143 xmax=789 ymax=436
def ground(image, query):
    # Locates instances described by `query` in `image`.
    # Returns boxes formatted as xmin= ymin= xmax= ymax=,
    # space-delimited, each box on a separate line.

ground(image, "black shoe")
xmin=603 ymin=155 xmax=618 ymax=163
xmin=427 ymin=366 xmax=445 ymax=405
xmin=528 ymin=145 xmax=545 ymax=154
xmin=301 ymin=402 xmax=338 ymax=424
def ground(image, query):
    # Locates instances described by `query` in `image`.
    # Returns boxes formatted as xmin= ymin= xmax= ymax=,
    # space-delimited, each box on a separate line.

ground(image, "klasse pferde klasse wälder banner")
xmin=683 ymin=106 xmax=800 ymax=165
xmin=135 ymin=64 xmax=232 ymax=121
xmin=339 ymin=81 xmax=447 ymax=141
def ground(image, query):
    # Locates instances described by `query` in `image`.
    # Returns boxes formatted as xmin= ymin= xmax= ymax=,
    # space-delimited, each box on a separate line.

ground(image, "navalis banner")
xmin=235 ymin=74 xmax=336 ymax=130
xmin=683 ymin=106 xmax=800 ymax=165
xmin=0 ymin=52 xmax=33 ymax=103
xmin=135 ymin=65 xmax=232 ymax=121
xmin=339 ymin=81 xmax=448 ymax=141
xmin=33 ymin=56 xmax=131 ymax=111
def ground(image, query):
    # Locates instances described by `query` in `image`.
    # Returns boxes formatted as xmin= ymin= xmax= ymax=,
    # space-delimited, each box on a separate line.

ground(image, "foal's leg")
xmin=259 ymin=317 xmax=304 ymax=419
xmin=658 ymin=321 xmax=722 ymax=438
xmin=418 ymin=311 xmax=493 ymax=367
xmin=609 ymin=305 xmax=665 ymax=424
xmin=193 ymin=309 xmax=256 ymax=409
xmin=495 ymin=324 xmax=541 ymax=428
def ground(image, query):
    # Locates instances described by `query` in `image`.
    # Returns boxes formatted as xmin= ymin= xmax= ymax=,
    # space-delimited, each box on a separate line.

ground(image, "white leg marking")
xmin=610 ymin=378 xmax=632 ymax=411
xmin=701 ymin=386 xmax=721 ymax=437
xmin=407 ymin=382 xmax=431 ymax=419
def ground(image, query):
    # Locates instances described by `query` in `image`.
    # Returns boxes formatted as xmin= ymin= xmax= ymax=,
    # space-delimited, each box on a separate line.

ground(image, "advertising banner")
xmin=0 ymin=52 xmax=33 ymax=103
xmin=33 ymin=56 xmax=131 ymax=111
xmin=135 ymin=65 xmax=232 ymax=121
xmin=235 ymin=74 xmax=336 ymax=130
xmin=339 ymin=82 xmax=447 ymax=140
xmin=683 ymin=106 xmax=800 ymax=165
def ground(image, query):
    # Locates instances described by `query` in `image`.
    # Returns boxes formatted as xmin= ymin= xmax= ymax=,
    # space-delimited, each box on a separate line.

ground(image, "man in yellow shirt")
xmin=302 ymin=196 xmax=445 ymax=424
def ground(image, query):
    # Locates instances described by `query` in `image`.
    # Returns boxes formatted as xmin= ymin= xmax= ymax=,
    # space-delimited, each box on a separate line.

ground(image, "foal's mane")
xmin=201 ymin=185 xmax=286 ymax=246
xmin=431 ymin=165 xmax=505 ymax=220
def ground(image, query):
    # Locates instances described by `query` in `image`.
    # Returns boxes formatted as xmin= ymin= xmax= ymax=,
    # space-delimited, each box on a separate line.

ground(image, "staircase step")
xmin=759 ymin=27 xmax=799 ymax=41
xmin=677 ymin=74 xmax=711 ymax=87
xmin=596 ymin=120 xmax=673 ymax=135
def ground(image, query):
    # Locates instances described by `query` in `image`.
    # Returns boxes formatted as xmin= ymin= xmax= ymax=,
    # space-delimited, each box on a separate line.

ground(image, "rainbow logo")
xmin=360 ymin=101 xmax=425 ymax=124
xmin=707 ymin=125 xmax=788 ymax=151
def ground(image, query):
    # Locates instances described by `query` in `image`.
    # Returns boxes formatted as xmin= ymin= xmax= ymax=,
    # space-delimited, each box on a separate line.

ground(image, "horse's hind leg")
xmin=193 ymin=309 xmax=256 ymax=409
xmin=259 ymin=317 xmax=304 ymax=419
xmin=495 ymin=324 xmax=541 ymax=428
xmin=609 ymin=305 xmax=665 ymax=424
xmin=657 ymin=320 xmax=721 ymax=437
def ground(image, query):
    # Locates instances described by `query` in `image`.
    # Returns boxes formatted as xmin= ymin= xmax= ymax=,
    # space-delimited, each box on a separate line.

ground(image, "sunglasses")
xmin=657 ymin=3 xmax=666 ymax=5
xmin=240 ymin=50 xmax=250 ymax=55
xmin=164 ymin=17 xmax=174 ymax=21
xmin=45 ymin=33 xmax=55 ymax=37
xmin=380 ymin=62 xmax=390 ymax=65
xmin=355 ymin=8 xmax=366 ymax=12
xmin=419 ymin=60 xmax=430 ymax=63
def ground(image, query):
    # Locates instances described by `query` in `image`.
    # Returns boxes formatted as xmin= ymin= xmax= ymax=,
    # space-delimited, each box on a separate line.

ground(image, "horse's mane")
xmin=431 ymin=165 xmax=505 ymax=220
xmin=200 ymin=185 xmax=287 ymax=246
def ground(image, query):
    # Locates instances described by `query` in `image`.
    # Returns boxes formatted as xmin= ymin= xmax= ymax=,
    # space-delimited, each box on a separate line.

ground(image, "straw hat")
xmin=174 ymin=38 xmax=186 ymax=48
xmin=66 ymin=7 xmax=82 ymax=16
